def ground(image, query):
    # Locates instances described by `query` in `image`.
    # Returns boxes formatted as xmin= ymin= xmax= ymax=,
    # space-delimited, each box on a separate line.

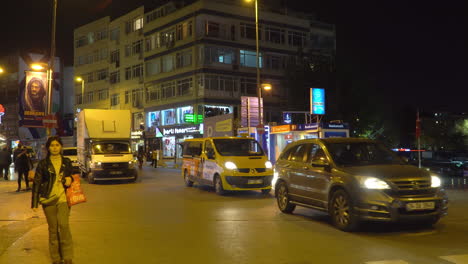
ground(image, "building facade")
xmin=73 ymin=0 xmax=335 ymax=157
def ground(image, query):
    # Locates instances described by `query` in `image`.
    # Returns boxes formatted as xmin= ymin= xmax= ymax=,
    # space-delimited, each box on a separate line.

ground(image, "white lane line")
xmin=365 ymin=260 xmax=409 ymax=264
xmin=440 ymin=254 xmax=468 ymax=263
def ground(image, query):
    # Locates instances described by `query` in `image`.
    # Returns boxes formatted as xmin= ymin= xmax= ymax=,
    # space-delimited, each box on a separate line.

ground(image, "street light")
xmin=75 ymin=77 xmax=85 ymax=104
xmin=244 ymin=0 xmax=262 ymax=126
xmin=0 ymin=67 xmax=4 ymax=74
xmin=30 ymin=63 xmax=46 ymax=71
xmin=262 ymin=83 xmax=272 ymax=91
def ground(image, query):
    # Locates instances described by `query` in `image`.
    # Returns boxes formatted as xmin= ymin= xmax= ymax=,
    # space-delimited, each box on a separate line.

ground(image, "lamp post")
xmin=245 ymin=0 xmax=262 ymax=126
xmin=75 ymin=77 xmax=85 ymax=104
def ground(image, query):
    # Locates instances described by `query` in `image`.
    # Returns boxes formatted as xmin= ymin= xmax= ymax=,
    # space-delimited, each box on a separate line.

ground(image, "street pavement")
xmin=1 ymin=163 xmax=468 ymax=264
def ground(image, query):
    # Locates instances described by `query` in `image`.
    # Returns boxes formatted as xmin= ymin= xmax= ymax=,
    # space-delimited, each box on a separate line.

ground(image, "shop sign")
xmin=131 ymin=131 xmax=143 ymax=139
xmin=322 ymin=123 xmax=349 ymax=129
xmin=0 ymin=104 xmax=5 ymax=124
xmin=184 ymin=114 xmax=203 ymax=123
xmin=271 ymin=125 xmax=293 ymax=134
xmin=204 ymin=114 xmax=233 ymax=137
xmin=310 ymin=88 xmax=325 ymax=115
xmin=297 ymin=123 xmax=319 ymax=131
xmin=284 ymin=134 xmax=293 ymax=140
xmin=163 ymin=125 xmax=201 ymax=136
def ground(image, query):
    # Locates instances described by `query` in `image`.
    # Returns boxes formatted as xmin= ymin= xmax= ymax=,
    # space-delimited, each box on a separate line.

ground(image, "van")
xmin=181 ymin=137 xmax=273 ymax=195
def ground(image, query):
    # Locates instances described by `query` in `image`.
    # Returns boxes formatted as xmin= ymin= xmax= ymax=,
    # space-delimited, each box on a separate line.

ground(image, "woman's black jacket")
xmin=31 ymin=156 xmax=74 ymax=208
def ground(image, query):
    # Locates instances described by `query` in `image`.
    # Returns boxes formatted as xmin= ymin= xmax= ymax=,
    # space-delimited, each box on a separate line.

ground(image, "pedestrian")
xmin=13 ymin=143 xmax=30 ymax=191
xmin=31 ymin=136 xmax=74 ymax=264
xmin=152 ymin=149 xmax=160 ymax=168
xmin=137 ymin=149 xmax=144 ymax=169
xmin=0 ymin=147 xmax=12 ymax=180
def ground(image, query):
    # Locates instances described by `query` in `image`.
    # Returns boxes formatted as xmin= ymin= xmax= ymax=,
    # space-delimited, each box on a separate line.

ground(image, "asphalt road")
xmin=1 ymin=165 xmax=468 ymax=264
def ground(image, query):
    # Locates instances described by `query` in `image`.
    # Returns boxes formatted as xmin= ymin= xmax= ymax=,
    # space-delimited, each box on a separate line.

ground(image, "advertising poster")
xmin=203 ymin=113 xmax=234 ymax=137
xmin=310 ymin=88 xmax=325 ymax=115
xmin=21 ymin=71 xmax=48 ymax=127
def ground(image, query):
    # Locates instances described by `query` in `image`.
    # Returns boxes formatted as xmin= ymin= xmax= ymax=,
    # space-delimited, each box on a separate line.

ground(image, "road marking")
xmin=440 ymin=254 xmax=468 ymax=263
xmin=365 ymin=260 xmax=409 ymax=264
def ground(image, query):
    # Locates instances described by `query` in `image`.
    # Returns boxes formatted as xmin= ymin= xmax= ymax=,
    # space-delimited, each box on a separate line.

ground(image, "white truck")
xmin=77 ymin=109 xmax=138 ymax=183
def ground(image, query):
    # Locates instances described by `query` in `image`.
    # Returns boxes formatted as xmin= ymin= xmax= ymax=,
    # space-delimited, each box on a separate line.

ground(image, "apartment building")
xmin=73 ymin=0 xmax=335 ymax=156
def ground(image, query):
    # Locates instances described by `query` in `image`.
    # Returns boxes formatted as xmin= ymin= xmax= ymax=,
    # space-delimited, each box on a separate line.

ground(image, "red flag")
xmin=415 ymin=111 xmax=421 ymax=139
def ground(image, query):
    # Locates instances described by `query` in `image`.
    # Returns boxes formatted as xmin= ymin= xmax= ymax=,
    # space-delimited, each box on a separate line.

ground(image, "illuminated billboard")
xmin=21 ymin=71 xmax=48 ymax=127
xmin=310 ymin=88 xmax=325 ymax=115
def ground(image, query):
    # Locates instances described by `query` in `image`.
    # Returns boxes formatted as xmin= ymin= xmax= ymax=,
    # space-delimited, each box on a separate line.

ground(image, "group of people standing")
xmin=136 ymin=148 xmax=161 ymax=169
xmin=0 ymin=143 xmax=35 ymax=192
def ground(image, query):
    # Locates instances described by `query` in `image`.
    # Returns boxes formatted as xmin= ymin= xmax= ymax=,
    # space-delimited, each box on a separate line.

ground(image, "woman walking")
xmin=31 ymin=136 xmax=74 ymax=264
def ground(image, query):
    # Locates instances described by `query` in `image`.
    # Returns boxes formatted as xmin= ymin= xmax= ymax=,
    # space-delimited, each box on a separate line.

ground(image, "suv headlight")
xmin=225 ymin=161 xmax=237 ymax=170
xmin=128 ymin=160 xmax=135 ymax=169
xmin=357 ymin=176 xmax=390 ymax=190
xmin=431 ymin=174 xmax=442 ymax=188
xmin=265 ymin=161 xmax=273 ymax=169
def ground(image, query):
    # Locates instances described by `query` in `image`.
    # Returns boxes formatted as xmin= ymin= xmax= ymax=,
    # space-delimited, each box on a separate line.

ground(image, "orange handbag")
xmin=66 ymin=174 xmax=87 ymax=206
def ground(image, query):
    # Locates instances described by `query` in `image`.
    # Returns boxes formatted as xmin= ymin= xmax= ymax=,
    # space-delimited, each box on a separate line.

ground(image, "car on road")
xmin=274 ymin=138 xmax=448 ymax=231
xmin=181 ymin=137 xmax=273 ymax=195
xmin=62 ymin=147 xmax=79 ymax=173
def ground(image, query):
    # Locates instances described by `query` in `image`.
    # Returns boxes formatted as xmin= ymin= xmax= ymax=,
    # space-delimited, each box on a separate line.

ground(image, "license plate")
xmin=406 ymin=202 xmax=435 ymax=211
xmin=110 ymin=171 xmax=123 ymax=175
xmin=248 ymin=179 xmax=263 ymax=184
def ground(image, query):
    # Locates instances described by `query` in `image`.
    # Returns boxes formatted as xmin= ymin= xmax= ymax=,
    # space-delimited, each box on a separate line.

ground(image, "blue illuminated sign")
xmin=310 ymin=88 xmax=325 ymax=115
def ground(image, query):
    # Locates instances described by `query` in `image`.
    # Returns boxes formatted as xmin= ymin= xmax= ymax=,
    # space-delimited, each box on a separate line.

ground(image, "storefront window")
xmin=148 ymin=111 xmax=161 ymax=127
xmin=177 ymin=106 xmax=194 ymax=123
xmin=204 ymin=105 xmax=233 ymax=118
xmin=163 ymin=136 xmax=176 ymax=157
xmin=161 ymin=109 xmax=176 ymax=125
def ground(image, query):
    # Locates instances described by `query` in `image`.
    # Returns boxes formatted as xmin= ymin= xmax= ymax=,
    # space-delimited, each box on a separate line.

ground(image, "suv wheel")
xmin=214 ymin=175 xmax=226 ymax=196
xmin=329 ymin=189 xmax=359 ymax=231
xmin=184 ymin=170 xmax=193 ymax=187
xmin=276 ymin=181 xmax=295 ymax=213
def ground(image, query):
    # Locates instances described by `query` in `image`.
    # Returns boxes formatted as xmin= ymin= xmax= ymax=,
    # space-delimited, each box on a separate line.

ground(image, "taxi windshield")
xmin=213 ymin=139 xmax=264 ymax=156
xmin=326 ymin=142 xmax=403 ymax=167
xmin=92 ymin=143 xmax=131 ymax=154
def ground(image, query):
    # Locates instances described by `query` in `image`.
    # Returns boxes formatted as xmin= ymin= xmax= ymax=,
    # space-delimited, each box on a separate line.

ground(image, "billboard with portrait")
xmin=21 ymin=71 xmax=48 ymax=127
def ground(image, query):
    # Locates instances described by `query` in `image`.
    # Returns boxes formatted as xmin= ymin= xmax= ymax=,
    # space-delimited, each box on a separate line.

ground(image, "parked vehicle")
xmin=181 ymin=137 xmax=273 ymax=195
xmin=62 ymin=147 xmax=79 ymax=173
xmin=274 ymin=138 xmax=448 ymax=231
xmin=77 ymin=109 xmax=138 ymax=183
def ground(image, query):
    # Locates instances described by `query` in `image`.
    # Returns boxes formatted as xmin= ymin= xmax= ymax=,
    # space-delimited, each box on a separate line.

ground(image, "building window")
xmin=111 ymin=94 xmax=120 ymax=106
xmin=162 ymin=55 xmax=174 ymax=73
xmin=96 ymin=29 xmax=108 ymax=41
xmin=132 ymin=40 xmax=143 ymax=55
xmin=86 ymin=91 xmax=94 ymax=103
xmin=240 ymin=78 xmax=257 ymax=95
xmin=161 ymin=82 xmax=175 ymax=99
xmin=134 ymin=17 xmax=143 ymax=31
xmin=132 ymin=64 xmax=143 ymax=79
xmin=146 ymin=58 xmax=160 ymax=76
xmin=147 ymin=85 xmax=160 ymax=101
xmin=265 ymin=55 xmax=285 ymax=70
xmin=110 ymin=28 xmax=120 ymax=41
xmin=204 ymin=75 xmax=236 ymax=92
xmin=160 ymin=30 xmax=175 ymax=47
xmin=96 ymin=69 xmax=108 ymax=81
xmin=125 ymin=67 xmax=131 ymax=80
xmin=110 ymin=50 xmax=120 ymax=64
xmin=110 ymin=71 xmax=120 ymax=84
xmin=145 ymin=35 xmax=157 ymax=51
xmin=86 ymin=72 xmax=94 ymax=83
xmin=76 ymin=36 xmax=87 ymax=48
xmin=205 ymin=21 xmax=220 ymax=38
xmin=87 ymin=32 xmax=95 ymax=44
xmin=288 ymin=31 xmax=307 ymax=47
xmin=125 ymin=45 xmax=131 ymax=57
xmin=177 ymin=78 xmax=192 ymax=96
xmin=98 ymin=89 xmax=109 ymax=100
xmin=240 ymin=50 xmax=262 ymax=68
xmin=125 ymin=91 xmax=130 ymax=104
xmin=176 ymin=50 xmax=192 ymax=68
xmin=240 ymin=23 xmax=261 ymax=40
xmin=204 ymin=47 xmax=234 ymax=65
xmin=265 ymin=26 xmax=285 ymax=44
xmin=132 ymin=89 xmax=144 ymax=107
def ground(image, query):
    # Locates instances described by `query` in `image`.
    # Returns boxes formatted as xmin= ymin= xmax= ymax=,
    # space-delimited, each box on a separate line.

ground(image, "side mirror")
xmin=312 ymin=159 xmax=329 ymax=168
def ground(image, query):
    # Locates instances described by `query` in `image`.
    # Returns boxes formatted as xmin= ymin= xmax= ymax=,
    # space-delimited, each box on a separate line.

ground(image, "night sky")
xmin=1 ymin=0 xmax=466 ymax=112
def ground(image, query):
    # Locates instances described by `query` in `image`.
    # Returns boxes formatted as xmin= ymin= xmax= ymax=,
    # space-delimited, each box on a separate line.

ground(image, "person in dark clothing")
xmin=0 ymin=147 xmax=12 ymax=180
xmin=13 ymin=143 xmax=31 ymax=191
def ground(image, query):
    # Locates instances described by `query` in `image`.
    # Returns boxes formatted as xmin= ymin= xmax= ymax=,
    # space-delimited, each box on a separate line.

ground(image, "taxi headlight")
xmin=358 ymin=176 xmax=390 ymax=190
xmin=225 ymin=161 xmax=237 ymax=170
xmin=431 ymin=175 xmax=442 ymax=188
xmin=265 ymin=161 xmax=273 ymax=169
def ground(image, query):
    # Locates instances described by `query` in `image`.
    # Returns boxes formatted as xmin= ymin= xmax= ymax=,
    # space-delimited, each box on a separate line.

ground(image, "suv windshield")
xmin=92 ymin=143 xmax=131 ymax=154
xmin=63 ymin=149 xmax=77 ymax=156
xmin=213 ymin=139 xmax=264 ymax=156
xmin=326 ymin=142 xmax=402 ymax=166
